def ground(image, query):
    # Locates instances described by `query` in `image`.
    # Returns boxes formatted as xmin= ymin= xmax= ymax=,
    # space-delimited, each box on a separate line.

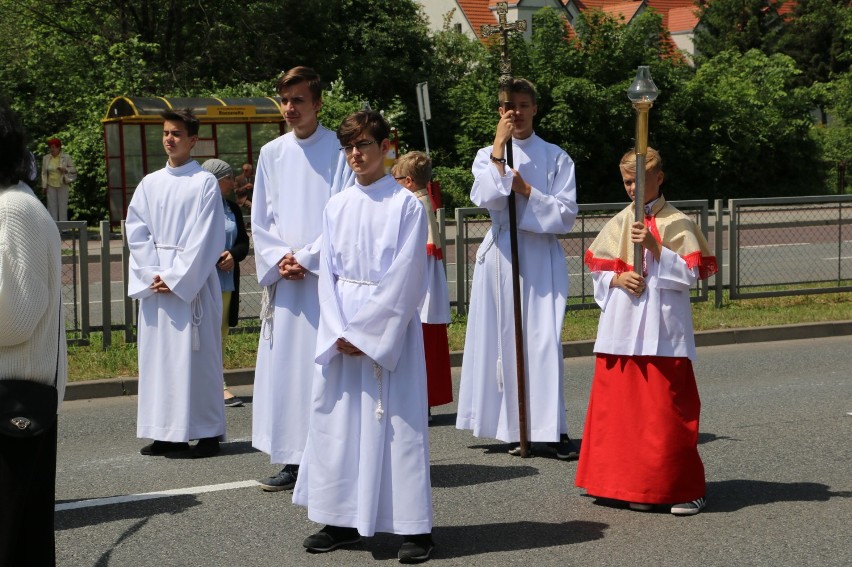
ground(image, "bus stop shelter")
xmin=102 ymin=96 xmax=285 ymax=223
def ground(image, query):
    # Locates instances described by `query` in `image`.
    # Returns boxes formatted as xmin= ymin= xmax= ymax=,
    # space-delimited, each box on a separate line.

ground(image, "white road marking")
xmin=55 ymin=479 xmax=260 ymax=512
xmin=742 ymin=243 xmax=809 ymax=249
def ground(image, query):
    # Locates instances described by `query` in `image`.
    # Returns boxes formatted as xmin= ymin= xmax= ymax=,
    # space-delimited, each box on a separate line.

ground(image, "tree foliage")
xmin=0 ymin=0 xmax=848 ymax=222
xmin=693 ymin=0 xmax=789 ymax=61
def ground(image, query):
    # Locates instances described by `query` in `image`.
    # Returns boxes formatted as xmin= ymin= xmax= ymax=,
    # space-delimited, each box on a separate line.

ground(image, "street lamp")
xmin=627 ymin=65 xmax=659 ymax=275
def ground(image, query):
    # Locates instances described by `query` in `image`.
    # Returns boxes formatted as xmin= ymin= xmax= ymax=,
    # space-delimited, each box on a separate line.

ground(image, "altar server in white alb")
xmin=576 ymin=148 xmax=717 ymax=516
xmin=126 ymin=109 xmax=226 ymax=459
xmin=251 ymin=66 xmax=353 ymax=491
xmin=294 ymin=111 xmax=435 ymax=563
xmin=456 ymin=77 xmax=580 ymax=458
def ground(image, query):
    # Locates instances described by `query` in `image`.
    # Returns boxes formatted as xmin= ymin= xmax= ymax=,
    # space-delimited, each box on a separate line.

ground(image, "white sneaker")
xmin=671 ymin=497 xmax=706 ymax=516
xmin=629 ymin=502 xmax=653 ymax=511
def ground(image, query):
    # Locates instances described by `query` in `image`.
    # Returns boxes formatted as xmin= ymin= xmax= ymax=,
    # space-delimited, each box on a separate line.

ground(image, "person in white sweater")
xmin=0 ymin=102 xmax=67 ymax=566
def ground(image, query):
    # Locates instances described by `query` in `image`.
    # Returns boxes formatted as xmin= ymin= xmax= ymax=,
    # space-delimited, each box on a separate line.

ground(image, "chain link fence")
xmin=58 ymin=196 xmax=852 ymax=347
xmin=729 ymin=196 xmax=852 ymax=299
xmin=453 ymin=200 xmax=713 ymax=315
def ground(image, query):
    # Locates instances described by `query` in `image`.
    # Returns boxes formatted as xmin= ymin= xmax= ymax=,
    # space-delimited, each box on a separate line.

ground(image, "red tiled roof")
xmin=458 ymin=0 xmax=498 ymax=39
xmin=602 ymin=1 xmax=643 ymax=23
xmin=667 ymin=5 xmax=699 ymax=33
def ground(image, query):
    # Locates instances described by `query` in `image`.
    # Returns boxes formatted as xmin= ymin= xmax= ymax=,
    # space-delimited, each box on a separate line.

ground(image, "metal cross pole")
xmin=626 ymin=66 xmax=659 ymax=275
xmin=481 ymin=2 xmax=531 ymax=458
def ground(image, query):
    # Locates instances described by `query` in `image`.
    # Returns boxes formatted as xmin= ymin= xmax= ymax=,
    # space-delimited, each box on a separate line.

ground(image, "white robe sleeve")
xmin=159 ymin=178 xmax=225 ymax=303
xmin=655 ymin=246 xmax=699 ymax=290
xmin=317 ymin=199 xmax=428 ymax=372
xmin=470 ymin=147 xmax=513 ymax=211
xmin=126 ymin=181 xmax=159 ymax=300
xmin=251 ymin=148 xmax=290 ymax=286
xmin=471 ymin=145 xmax=578 ymax=235
xmin=516 ymin=150 xmax=578 ymax=234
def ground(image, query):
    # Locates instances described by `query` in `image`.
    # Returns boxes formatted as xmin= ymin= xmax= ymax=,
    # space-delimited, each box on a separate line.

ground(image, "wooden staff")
xmin=481 ymin=2 xmax=530 ymax=458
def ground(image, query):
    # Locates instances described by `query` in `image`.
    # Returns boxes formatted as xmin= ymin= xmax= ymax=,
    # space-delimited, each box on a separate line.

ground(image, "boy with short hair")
xmin=575 ymin=147 xmax=717 ymax=516
xmin=455 ymin=77 xmax=580 ymax=458
xmin=251 ymin=66 xmax=352 ymax=490
xmin=392 ymin=152 xmax=453 ymax=415
xmin=126 ymin=109 xmax=226 ymax=459
xmin=293 ymin=111 xmax=435 ymax=563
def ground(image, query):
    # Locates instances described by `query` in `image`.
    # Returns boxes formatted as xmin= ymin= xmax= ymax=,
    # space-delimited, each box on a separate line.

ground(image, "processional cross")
xmin=480 ymin=3 xmax=532 ymax=458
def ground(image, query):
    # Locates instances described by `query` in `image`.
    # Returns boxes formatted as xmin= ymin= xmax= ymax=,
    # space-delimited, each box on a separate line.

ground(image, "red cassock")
xmin=575 ymin=354 xmax=705 ymax=504
xmin=422 ymin=323 xmax=452 ymax=407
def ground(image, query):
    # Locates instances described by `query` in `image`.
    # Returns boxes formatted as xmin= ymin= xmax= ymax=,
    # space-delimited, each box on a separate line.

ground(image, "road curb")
xmin=63 ymin=320 xmax=852 ymax=401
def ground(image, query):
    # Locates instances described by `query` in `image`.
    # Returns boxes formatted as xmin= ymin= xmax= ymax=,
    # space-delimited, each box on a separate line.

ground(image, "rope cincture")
xmin=373 ymin=362 xmax=384 ymax=421
xmin=260 ymin=284 xmax=275 ymax=344
xmin=191 ymin=296 xmax=203 ymax=351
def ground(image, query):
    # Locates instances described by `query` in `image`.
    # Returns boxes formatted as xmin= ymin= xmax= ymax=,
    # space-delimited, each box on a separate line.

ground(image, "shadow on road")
xmin=431 ymin=462 xmax=539 ymax=488
xmin=698 ymin=432 xmax=739 ymax=445
xmin=360 ymin=520 xmax=608 ymax=560
xmin=94 ymin=517 xmax=148 ymax=567
xmin=55 ymin=494 xmax=200 ymax=531
xmin=706 ymin=479 xmax=852 ymax=512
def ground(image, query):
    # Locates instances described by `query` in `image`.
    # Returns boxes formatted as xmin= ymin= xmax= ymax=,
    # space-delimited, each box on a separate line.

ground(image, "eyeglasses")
xmin=394 ymin=176 xmax=407 ymax=181
xmin=340 ymin=140 xmax=376 ymax=154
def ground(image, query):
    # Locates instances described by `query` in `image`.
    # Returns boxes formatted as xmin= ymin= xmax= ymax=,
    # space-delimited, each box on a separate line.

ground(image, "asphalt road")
xmin=55 ymin=336 xmax=851 ymax=567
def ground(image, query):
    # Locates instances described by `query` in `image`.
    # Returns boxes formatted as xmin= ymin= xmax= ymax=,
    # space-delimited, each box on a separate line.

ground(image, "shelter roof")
xmin=103 ymin=96 xmax=283 ymax=124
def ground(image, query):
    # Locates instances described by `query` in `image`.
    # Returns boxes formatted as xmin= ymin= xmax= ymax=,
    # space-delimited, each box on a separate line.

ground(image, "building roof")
xmin=459 ymin=0 xmax=497 ymax=38
xmin=667 ymin=5 xmax=699 ymax=33
xmin=601 ymin=1 xmax=643 ymax=23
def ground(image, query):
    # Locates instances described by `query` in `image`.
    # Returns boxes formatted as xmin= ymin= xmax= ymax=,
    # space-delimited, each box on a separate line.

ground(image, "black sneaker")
xmin=190 ymin=437 xmax=220 ymax=459
xmin=547 ymin=435 xmax=580 ymax=460
xmin=303 ymin=525 xmax=361 ymax=552
xmin=259 ymin=464 xmax=298 ymax=492
xmin=224 ymin=396 xmax=243 ymax=407
xmin=140 ymin=441 xmax=189 ymax=456
xmin=398 ymin=533 xmax=434 ymax=563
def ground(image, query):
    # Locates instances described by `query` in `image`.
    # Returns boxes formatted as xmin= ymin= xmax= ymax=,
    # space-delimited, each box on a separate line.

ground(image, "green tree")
xmin=693 ymin=0 xmax=789 ymax=61
xmin=665 ymin=49 xmax=820 ymax=200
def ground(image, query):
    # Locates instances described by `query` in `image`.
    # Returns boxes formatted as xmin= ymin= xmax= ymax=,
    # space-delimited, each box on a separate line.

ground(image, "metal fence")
xmin=453 ymin=200 xmax=713 ymax=315
xmin=728 ymin=195 xmax=852 ymax=299
xmin=58 ymin=196 xmax=852 ymax=347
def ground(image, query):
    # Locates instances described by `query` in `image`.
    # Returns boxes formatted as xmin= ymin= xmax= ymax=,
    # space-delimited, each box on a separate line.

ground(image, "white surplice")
xmin=292 ymin=175 xmax=433 ymax=537
xmin=456 ymin=133 xmax=578 ymax=443
xmin=414 ymin=189 xmax=451 ymax=325
xmin=126 ymin=161 xmax=226 ymax=442
xmin=250 ymin=125 xmax=352 ymax=465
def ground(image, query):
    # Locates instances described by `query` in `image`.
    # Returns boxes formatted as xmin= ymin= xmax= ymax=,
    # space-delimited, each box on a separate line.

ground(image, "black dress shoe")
xmin=190 ymin=437 xmax=220 ymax=459
xmin=303 ymin=525 xmax=361 ymax=552
xmin=140 ymin=441 xmax=189 ymax=456
xmin=399 ymin=533 xmax=434 ymax=563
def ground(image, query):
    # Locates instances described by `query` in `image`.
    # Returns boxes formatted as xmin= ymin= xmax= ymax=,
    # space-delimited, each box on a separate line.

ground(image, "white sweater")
xmin=0 ymin=181 xmax=67 ymax=404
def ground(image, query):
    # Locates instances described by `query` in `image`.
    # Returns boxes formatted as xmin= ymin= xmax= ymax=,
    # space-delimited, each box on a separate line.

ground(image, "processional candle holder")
xmin=626 ymin=66 xmax=659 ymax=273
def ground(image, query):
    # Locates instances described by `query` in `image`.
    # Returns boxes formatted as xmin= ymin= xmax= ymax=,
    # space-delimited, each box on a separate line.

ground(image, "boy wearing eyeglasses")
xmin=294 ymin=111 xmax=435 ymax=563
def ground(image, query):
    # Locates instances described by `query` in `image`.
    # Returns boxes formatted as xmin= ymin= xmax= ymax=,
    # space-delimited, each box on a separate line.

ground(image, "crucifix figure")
xmin=481 ymin=2 xmax=528 ymax=101
xmin=480 ymin=2 xmax=532 ymax=458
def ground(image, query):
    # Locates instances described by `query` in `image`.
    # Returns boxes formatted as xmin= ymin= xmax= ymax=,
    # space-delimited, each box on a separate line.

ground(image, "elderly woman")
xmin=201 ymin=159 xmax=250 ymax=407
xmin=40 ymin=137 xmax=76 ymax=222
xmin=1 ymin=104 xmax=67 ymax=565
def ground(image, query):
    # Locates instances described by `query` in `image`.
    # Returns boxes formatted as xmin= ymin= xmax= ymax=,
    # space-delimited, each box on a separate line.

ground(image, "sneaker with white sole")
xmin=671 ymin=497 xmax=706 ymax=516
xmin=259 ymin=464 xmax=298 ymax=492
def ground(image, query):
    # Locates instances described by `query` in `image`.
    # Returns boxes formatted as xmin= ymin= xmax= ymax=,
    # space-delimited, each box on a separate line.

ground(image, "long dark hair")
xmin=0 ymin=102 xmax=28 ymax=186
